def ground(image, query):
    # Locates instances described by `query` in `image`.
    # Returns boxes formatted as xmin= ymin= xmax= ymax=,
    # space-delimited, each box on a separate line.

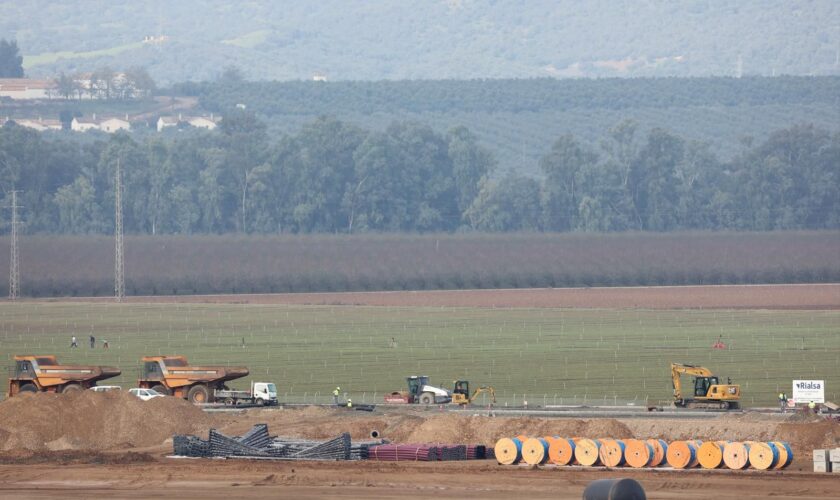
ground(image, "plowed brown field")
xmin=70 ymin=283 xmax=840 ymax=309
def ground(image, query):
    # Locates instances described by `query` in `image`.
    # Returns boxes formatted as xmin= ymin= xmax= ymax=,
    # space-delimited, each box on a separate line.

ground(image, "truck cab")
xmin=252 ymin=382 xmax=278 ymax=404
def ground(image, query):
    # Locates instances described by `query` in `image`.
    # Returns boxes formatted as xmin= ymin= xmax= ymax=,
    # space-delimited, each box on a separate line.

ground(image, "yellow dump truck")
xmin=7 ymin=354 xmax=121 ymax=397
xmin=137 ymin=355 xmax=249 ymax=403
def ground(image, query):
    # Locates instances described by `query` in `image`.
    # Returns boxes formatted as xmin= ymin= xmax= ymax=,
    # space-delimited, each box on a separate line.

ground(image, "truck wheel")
xmin=151 ymin=384 xmax=170 ymax=396
xmin=19 ymin=383 xmax=37 ymax=393
xmin=61 ymin=384 xmax=83 ymax=394
xmin=223 ymin=398 xmax=235 ymax=406
xmin=187 ymin=385 xmax=210 ymax=404
xmin=419 ymin=393 xmax=434 ymax=405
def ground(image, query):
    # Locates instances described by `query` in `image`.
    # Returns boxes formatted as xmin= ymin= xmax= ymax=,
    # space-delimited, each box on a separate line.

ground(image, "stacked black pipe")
xmin=174 ymin=424 xmax=380 ymax=461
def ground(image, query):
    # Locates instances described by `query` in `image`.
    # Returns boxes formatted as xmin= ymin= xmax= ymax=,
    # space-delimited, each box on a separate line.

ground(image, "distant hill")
xmin=190 ymin=76 xmax=840 ymax=175
xmin=2 ymin=1 xmax=838 ymax=84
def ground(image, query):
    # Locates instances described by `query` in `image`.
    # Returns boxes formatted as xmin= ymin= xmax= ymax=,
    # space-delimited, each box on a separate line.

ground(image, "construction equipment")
xmin=671 ymin=362 xmax=741 ymax=409
xmin=7 ymin=355 xmax=121 ymax=397
xmin=137 ymin=355 xmax=249 ymax=404
xmin=384 ymin=375 xmax=451 ymax=404
xmin=451 ymin=380 xmax=496 ymax=406
xmin=214 ymin=381 xmax=278 ymax=406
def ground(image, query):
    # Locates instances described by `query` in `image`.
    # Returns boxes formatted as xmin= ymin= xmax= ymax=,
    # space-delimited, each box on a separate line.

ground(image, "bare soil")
xmin=1 ymin=394 xmax=838 ymax=498
xmin=66 ymin=284 xmax=840 ymax=309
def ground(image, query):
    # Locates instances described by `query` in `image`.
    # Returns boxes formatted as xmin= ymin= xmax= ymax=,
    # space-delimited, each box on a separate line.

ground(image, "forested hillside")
xmin=189 ymin=76 xmax=840 ymax=174
xmin=3 ymin=1 xmax=838 ymax=83
xmin=1 ymin=115 xmax=837 ymax=235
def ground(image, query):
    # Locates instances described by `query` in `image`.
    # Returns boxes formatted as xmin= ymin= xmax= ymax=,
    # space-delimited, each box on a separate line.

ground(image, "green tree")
xmin=447 ymin=126 xmax=496 ymax=222
xmin=629 ymin=128 xmax=684 ymax=231
xmin=0 ymin=39 xmax=24 ymax=78
xmin=465 ymin=174 xmax=541 ymax=231
xmin=540 ymin=134 xmax=598 ymax=231
xmin=54 ymin=176 xmax=105 ymax=233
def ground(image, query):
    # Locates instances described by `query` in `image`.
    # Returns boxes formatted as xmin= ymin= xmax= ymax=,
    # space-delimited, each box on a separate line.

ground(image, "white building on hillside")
xmin=156 ymin=115 xmax=180 ymax=132
xmin=71 ymin=115 xmax=99 ymax=132
xmin=0 ymin=79 xmax=57 ymax=100
xmin=187 ymin=115 xmax=219 ymax=130
xmin=14 ymin=118 xmax=62 ymax=131
xmin=100 ymin=117 xmax=130 ymax=133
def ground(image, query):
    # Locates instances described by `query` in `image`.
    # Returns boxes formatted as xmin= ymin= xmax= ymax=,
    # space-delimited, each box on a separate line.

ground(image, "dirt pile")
xmin=0 ymin=391 xmax=216 ymax=451
xmin=220 ymin=408 xmax=633 ymax=446
xmin=391 ymin=416 xmax=633 ymax=444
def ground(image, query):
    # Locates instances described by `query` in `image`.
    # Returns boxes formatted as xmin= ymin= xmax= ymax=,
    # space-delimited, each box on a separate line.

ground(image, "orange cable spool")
xmin=548 ymin=437 xmax=576 ymax=465
xmin=772 ymin=441 xmax=793 ymax=469
xmin=521 ymin=437 xmax=550 ymax=465
xmin=697 ymin=441 xmax=725 ymax=469
xmin=624 ymin=439 xmax=654 ymax=468
xmin=598 ymin=439 xmax=626 ymax=467
xmin=723 ymin=442 xmax=750 ymax=469
xmin=748 ymin=442 xmax=779 ymax=470
xmin=646 ymin=439 xmax=668 ymax=467
xmin=574 ymin=438 xmax=602 ymax=466
xmin=494 ymin=437 xmax=523 ymax=465
xmin=666 ymin=440 xmax=697 ymax=469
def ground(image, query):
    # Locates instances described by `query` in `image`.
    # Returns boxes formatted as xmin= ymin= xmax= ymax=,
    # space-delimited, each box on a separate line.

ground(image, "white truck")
xmin=213 ymin=381 xmax=278 ymax=406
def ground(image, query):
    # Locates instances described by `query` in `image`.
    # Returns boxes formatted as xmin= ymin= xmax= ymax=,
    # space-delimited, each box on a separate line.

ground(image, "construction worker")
xmin=778 ymin=392 xmax=787 ymax=413
xmin=103 ymin=339 xmax=109 ymax=349
xmin=333 ymin=386 xmax=341 ymax=406
xmin=808 ymin=400 xmax=817 ymax=413
xmin=89 ymin=335 xmax=95 ymax=349
xmin=346 ymin=398 xmax=353 ymax=409
xmin=70 ymin=336 xmax=78 ymax=348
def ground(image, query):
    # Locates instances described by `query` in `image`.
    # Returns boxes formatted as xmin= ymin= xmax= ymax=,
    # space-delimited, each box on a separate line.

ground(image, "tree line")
xmin=0 ymin=114 xmax=837 ymax=235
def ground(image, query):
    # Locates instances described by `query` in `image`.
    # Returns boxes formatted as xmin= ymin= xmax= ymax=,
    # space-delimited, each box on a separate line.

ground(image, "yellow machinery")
xmin=451 ymin=380 xmax=496 ymax=406
xmin=671 ymin=363 xmax=741 ymax=409
xmin=8 ymin=355 xmax=120 ymax=396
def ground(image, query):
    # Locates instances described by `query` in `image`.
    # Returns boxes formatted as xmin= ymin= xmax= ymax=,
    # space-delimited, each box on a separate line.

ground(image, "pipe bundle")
xmin=368 ymin=443 xmax=487 ymax=461
xmin=173 ymin=424 xmax=377 ymax=460
xmin=494 ymin=436 xmax=793 ymax=471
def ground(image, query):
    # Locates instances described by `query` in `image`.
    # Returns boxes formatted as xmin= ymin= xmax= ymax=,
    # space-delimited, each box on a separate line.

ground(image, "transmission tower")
xmin=8 ymin=190 xmax=21 ymax=300
xmin=114 ymin=159 xmax=125 ymax=302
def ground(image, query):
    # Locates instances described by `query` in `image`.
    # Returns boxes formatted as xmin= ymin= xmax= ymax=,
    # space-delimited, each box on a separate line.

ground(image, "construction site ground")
xmin=2 ymin=284 xmax=838 ymax=498
xmin=0 ymin=391 xmax=838 ymax=499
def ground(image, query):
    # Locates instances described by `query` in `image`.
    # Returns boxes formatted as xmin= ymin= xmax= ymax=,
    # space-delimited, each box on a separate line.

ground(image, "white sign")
xmin=792 ymin=380 xmax=825 ymax=404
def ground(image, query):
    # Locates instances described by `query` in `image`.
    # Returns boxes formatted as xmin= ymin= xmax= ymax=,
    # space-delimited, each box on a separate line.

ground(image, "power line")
xmin=115 ymin=159 xmax=125 ymax=302
xmin=8 ymin=190 xmax=21 ymax=300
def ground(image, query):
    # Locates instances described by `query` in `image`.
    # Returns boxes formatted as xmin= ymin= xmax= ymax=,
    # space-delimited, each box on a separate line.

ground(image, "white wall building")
xmin=100 ymin=117 xmax=130 ymax=133
xmin=0 ymin=79 xmax=57 ymax=100
xmin=71 ymin=115 xmax=99 ymax=132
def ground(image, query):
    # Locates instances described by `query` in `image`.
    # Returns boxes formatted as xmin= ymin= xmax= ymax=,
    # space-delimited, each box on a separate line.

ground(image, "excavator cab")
xmin=694 ymin=376 xmax=718 ymax=397
xmin=453 ymin=380 xmax=469 ymax=397
xmin=452 ymin=380 xmax=471 ymax=405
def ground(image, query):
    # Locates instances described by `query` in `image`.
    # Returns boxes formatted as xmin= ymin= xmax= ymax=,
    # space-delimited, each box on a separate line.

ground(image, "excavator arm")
xmin=671 ymin=363 xmax=713 ymax=401
xmin=471 ymin=386 xmax=496 ymax=404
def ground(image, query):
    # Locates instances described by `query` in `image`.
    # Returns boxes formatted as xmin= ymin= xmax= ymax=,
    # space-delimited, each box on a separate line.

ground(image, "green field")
xmin=0 ymin=302 xmax=837 ymax=407
xmin=23 ymin=42 xmax=145 ymax=69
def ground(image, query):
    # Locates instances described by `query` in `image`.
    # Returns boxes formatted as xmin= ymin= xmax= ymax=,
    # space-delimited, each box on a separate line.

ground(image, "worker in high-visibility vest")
xmin=808 ymin=401 xmax=817 ymax=413
xmin=778 ymin=392 xmax=787 ymax=413
xmin=346 ymin=398 xmax=353 ymax=409
xmin=333 ymin=387 xmax=341 ymax=406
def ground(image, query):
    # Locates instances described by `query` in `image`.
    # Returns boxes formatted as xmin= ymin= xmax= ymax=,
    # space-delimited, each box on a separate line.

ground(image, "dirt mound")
xmin=0 ymin=449 xmax=155 ymax=465
xmin=0 ymin=391 xmax=215 ymax=451
xmin=387 ymin=416 xmax=633 ymax=445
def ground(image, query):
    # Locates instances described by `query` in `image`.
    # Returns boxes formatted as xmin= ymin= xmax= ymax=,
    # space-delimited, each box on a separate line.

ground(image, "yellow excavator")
xmin=671 ymin=363 xmax=741 ymax=409
xmin=451 ymin=380 xmax=496 ymax=406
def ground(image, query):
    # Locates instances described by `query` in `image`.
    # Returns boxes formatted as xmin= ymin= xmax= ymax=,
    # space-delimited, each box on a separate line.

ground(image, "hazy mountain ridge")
xmin=2 ymin=1 xmax=838 ymax=83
